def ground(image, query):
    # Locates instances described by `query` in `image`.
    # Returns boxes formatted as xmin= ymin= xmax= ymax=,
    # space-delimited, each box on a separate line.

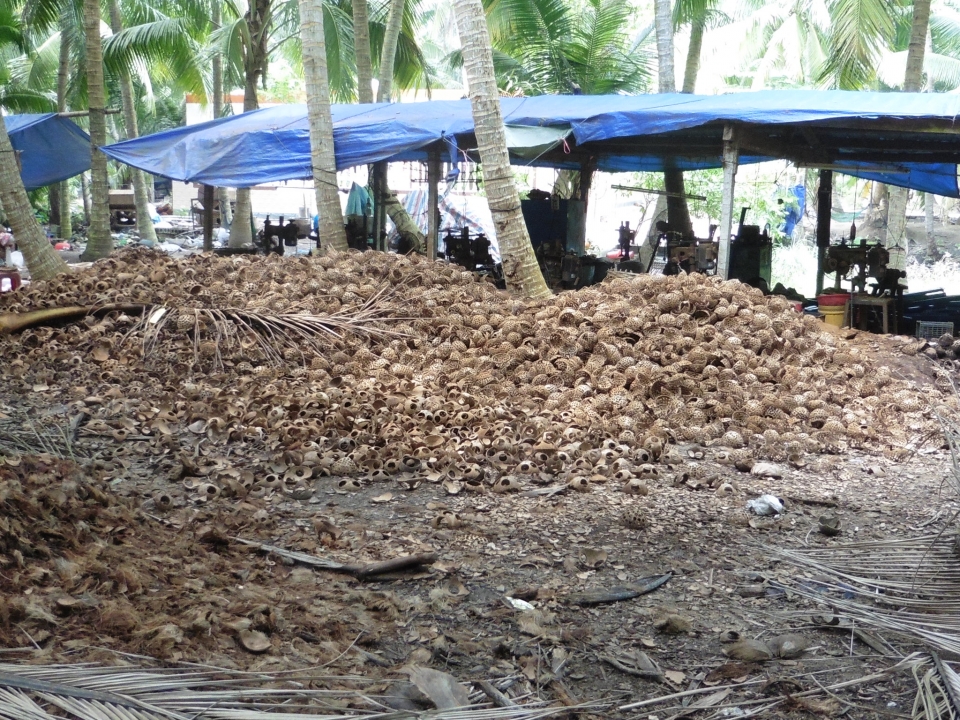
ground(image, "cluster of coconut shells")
xmin=0 ymin=247 xmax=937 ymax=490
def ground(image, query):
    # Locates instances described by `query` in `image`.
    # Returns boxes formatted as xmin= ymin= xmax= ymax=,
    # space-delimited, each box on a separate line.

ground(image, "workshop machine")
xmin=108 ymin=189 xmax=137 ymax=231
xmin=818 ymin=226 xmax=895 ymax=295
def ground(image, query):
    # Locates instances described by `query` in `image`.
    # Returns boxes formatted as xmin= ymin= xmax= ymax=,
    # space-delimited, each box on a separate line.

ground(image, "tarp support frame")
xmin=717 ymin=124 xmax=739 ymax=280
xmin=427 ymin=148 xmax=441 ymax=260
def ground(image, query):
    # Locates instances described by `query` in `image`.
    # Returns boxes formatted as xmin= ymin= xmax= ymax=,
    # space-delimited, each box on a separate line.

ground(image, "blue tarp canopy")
xmin=5 ymin=114 xmax=91 ymax=190
xmin=101 ymin=90 xmax=960 ymax=197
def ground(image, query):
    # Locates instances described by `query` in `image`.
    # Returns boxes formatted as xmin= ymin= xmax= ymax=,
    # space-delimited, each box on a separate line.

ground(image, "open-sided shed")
xmin=101 ymin=90 xmax=960 ymax=277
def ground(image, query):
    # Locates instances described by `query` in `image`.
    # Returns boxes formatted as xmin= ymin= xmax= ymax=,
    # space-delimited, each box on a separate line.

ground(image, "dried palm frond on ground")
xmin=779 ymin=535 xmax=960 ymax=656
xmin=914 ymin=654 xmax=960 ymax=720
xmin=130 ymin=285 xmax=409 ymax=370
xmin=0 ymin=662 xmax=606 ymax=720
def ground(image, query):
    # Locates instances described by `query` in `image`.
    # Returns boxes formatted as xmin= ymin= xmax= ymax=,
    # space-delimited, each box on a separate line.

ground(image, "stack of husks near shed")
xmin=0 ymin=247 xmax=943 ymax=492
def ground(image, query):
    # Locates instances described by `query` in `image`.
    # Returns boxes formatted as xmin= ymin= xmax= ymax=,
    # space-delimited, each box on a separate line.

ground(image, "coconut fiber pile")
xmin=0 ymin=455 xmax=410 ymax=666
xmin=0 ymin=248 xmax=943 ymax=493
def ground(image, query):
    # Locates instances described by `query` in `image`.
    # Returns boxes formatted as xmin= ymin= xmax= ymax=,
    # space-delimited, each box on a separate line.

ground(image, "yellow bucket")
xmin=819 ymin=304 xmax=847 ymax=328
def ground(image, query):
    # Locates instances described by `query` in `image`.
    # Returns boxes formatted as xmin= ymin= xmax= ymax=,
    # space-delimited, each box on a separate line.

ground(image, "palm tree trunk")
xmin=374 ymin=0 xmax=425 ymax=252
xmin=884 ymin=0 xmax=930 ymax=266
xmin=230 ymin=0 xmax=271 ymax=247
xmin=925 ymin=192 xmax=938 ymax=257
xmin=654 ymin=0 xmax=674 ymax=93
xmin=211 ymin=0 xmax=231 ymax=231
xmin=56 ymin=18 xmax=72 ymax=240
xmin=654 ymin=0 xmax=692 ymax=236
xmin=298 ymin=0 xmax=348 ymax=251
xmin=681 ymin=19 xmax=703 ymax=93
xmin=80 ymin=172 xmax=91 ymax=223
xmin=377 ymin=0 xmax=405 ymax=102
xmin=352 ymin=0 xmax=374 ymax=103
xmin=107 ymin=0 xmax=157 ymax=246
xmin=454 ymin=0 xmax=550 ymax=299
xmin=0 ymin=121 xmax=69 ymax=280
xmin=82 ymin=0 xmax=113 ymax=260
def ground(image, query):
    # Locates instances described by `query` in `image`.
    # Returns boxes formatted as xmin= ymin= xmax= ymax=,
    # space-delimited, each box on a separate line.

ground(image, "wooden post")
xmin=815 ymin=169 xmax=833 ymax=296
xmin=717 ymin=124 xmax=739 ymax=280
xmin=202 ymin=184 xmax=215 ymax=251
xmin=427 ymin=148 xmax=441 ymax=260
xmin=577 ymin=159 xmax=595 ymax=254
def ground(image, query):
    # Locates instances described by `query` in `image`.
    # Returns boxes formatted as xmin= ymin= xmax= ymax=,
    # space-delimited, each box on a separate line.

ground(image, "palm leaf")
xmin=0 ymin=662 xmax=608 ymax=720
xmin=0 ymin=86 xmax=56 ymax=112
xmin=819 ymin=0 xmax=900 ymax=89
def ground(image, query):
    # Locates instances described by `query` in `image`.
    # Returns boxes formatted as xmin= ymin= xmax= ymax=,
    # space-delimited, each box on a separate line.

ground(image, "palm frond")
xmin=0 ymin=662 xmax=609 ymax=720
xmin=778 ymin=534 xmax=960 ymax=656
xmin=129 ymin=287 xmax=409 ymax=372
xmin=0 ymin=86 xmax=56 ymax=113
xmin=819 ymin=0 xmax=900 ymax=89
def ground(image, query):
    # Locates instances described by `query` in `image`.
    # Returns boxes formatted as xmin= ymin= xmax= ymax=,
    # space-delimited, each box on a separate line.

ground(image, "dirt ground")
xmin=0 ymin=373 xmax=954 ymax=719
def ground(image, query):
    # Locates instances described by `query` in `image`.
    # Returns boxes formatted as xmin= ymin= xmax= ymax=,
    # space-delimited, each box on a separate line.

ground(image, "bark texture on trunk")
xmin=884 ymin=0 xmax=930 ymax=266
xmin=681 ymin=20 xmax=703 ymax=93
xmin=57 ymin=20 xmax=72 ymax=239
xmin=654 ymin=0 xmax=674 ymax=93
xmin=0 ymin=121 xmax=69 ymax=280
xmin=374 ymin=0 xmax=425 ymax=252
xmin=82 ymin=0 xmax=113 ymax=260
xmin=925 ymin=192 xmax=938 ymax=256
xmin=352 ymin=0 xmax=374 ymax=103
xmin=298 ymin=0 xmax=348 ymax=251
xmin=376 ymin=0 xmax=405 ymax=102
xmin=654 ymin=0 xmax=691 ymax=236
xmin=108 ymin=0 xmax=157 ymax=245
xmin=230 ymin=0 xmax=271 ymax=247
xmin=80 ymin=172 xmax=91 ymax=222
xmin=211 ymin=0 xmax=232 ymax=230
xmin=384 ymin=190 xmax=424 ymax=253
xmin=454 ymin=0 xmax=550 ymax=299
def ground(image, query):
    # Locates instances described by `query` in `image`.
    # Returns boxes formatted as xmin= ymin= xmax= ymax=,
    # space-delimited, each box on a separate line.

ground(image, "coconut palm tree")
xmin=478 ymin=0 xmax=651 ymax=96
xmin=654 ymin=0 xmax=692 ymax=236
xmin=0 ymin=9 xmax=68 ymax=280
xmin=106 ymin=0 xmax=157 ymax=245
xmin=883 ymin=0 xmax=931 ymax=262
xmin=351 ymin=0 xmax=373 ymax=102
xmin=81 ymin=0 xmax=112 ymax=259
xmin=453 ymin=0 xmax=550 ymax=299
xmin=299 ymin=0 xmax=347 ymax=250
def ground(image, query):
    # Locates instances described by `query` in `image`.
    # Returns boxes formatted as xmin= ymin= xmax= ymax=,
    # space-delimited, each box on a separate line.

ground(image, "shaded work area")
xmin=4 ymin=114 xmax=91 ymax=191
xmin=102 ymin=91 xmax=960 ymax=330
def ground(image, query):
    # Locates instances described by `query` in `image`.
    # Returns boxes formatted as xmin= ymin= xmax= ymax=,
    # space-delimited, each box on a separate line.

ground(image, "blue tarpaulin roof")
xmin=101 ymin=91 xmax=960 ymax=196
xmin=5 ymin=114 xmax=91 ymax=190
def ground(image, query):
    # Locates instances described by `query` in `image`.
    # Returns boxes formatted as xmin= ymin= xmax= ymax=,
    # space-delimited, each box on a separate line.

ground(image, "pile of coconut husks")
xmin=0 ymin=247 xmax=944 ymax=495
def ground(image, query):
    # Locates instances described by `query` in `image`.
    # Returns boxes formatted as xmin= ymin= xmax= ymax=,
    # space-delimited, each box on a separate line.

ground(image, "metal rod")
xmin=611 ymin=184 xmax=707 ymax=201
xmin=57 ymin=109 xmax=122 ymax=118
xmin=815 ymin=169 xmax=833 ymax=296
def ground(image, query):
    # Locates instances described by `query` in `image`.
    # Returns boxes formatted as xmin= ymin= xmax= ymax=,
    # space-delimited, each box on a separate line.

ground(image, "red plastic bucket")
xmin=817 ymin=293 xmax=850 ymax=307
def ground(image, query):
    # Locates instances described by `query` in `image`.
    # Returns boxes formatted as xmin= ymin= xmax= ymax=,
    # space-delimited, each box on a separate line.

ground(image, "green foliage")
xmin=460 ymin=0 xmax=651 ymax=95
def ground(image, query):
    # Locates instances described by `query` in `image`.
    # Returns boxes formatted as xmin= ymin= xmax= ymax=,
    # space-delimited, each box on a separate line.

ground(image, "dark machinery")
xmin=641 ymin=220 xmax=719 ymax=276
xmin=257 ymin=215 xmax=300 ymax=256
xmin=443 ymin=228 xmax=495 ymax=270
xmin=820 ymin=223 xmax=894 ymax=295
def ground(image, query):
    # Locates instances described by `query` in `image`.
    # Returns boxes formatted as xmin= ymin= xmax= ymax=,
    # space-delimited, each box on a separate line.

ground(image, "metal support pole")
xmin=815 ymin=169 xmax=833 ymax=296
xmin=717 ymin=124 xmax=739 ymax=280
xmin=202 ymin=184 xmax=215 ymax=251
xmin=374 ymin=162 xmax=387 ymax=251
xmin=427 ymin=149 xmax=441 ymax=260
